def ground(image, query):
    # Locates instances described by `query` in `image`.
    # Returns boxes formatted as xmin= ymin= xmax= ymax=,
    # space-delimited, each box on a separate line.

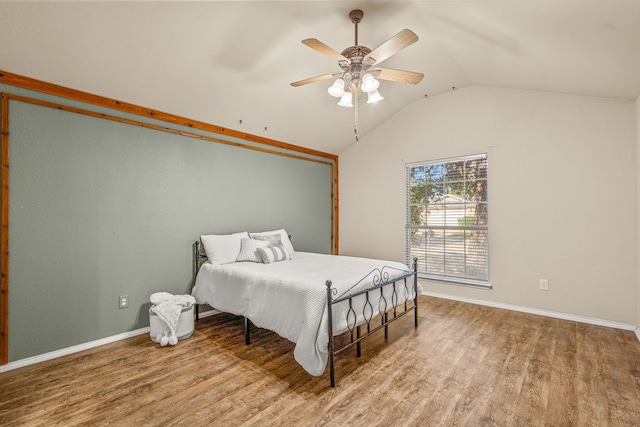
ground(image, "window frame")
xmin=405 ymin=153 xmax=490 ymax=288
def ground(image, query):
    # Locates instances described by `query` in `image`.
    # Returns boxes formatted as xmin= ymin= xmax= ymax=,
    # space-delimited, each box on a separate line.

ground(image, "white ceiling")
xmin=1 ymin=1 xmax=640 ymax=154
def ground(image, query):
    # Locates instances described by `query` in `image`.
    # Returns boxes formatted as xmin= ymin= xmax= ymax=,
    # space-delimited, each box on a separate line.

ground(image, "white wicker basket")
xmin=149 ymin=304 xmax=194 ymax=343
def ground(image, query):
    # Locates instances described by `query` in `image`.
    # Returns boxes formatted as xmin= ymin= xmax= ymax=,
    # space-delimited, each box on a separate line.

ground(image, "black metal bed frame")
xmin=193 ymin=240 xmax=419 ymax=387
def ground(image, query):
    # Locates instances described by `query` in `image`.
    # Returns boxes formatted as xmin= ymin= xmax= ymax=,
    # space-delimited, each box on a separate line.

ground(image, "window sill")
xmin=418 ymin=275 xmax=492 ymax=290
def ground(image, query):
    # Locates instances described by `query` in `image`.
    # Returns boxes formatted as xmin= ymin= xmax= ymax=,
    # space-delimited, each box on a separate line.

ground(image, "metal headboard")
xmin=193 ymin=240 xmax=207 ymax=278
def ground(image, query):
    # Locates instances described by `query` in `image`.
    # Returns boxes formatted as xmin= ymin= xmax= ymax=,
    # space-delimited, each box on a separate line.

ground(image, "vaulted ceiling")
xmin=1 ymin=1 xmax=639 ymax=154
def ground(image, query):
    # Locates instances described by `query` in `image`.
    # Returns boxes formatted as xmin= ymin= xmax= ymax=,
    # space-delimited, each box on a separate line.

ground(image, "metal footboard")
xmin=325 ymin=258 xmax=419 ymax=387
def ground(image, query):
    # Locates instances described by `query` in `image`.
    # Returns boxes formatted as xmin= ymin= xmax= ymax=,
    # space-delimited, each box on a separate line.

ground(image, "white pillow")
xmin=200 ymin=232 xmax=249 ymax=265
xmin=249 ymin=229 xmax=294 ymax=256
xmin=251 ymin=233 xmax=282 ymax=246
xmin=236 ymin=238 xmax=270 ymax=263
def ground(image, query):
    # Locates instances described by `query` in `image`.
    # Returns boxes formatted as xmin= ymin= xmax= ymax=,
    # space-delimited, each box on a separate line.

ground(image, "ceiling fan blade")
xmin=364 ymin=29 xmax=419 ymax=65
xmin=290 ymin=73 xmax=339 ymax=87
xmin=302 ymin=39 xmax=348 ymax=61
xmin=371 ymin=68 xmax=424 ymax=85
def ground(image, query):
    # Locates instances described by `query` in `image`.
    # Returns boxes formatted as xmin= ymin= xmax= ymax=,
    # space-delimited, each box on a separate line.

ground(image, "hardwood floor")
xmin=1 ymin=296 xmax=640 ymax=426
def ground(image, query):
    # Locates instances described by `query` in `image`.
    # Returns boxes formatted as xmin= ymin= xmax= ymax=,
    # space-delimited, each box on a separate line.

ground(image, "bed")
xmin=191 ymin=229 xmax=421 ymax=386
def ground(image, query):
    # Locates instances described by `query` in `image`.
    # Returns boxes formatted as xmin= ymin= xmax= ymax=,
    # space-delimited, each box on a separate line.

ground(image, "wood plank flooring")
xmin=1 ymin=296 xmax=640 ymax=426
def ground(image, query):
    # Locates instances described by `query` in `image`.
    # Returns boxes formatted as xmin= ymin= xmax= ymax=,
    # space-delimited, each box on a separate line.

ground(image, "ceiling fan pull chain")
xmin=354 ymin=99 xmax=359 ymax=141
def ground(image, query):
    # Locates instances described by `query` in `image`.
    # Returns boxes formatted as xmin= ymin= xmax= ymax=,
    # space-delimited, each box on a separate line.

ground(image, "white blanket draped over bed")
xmin=192 ymin=252 xmax=422 ymax=376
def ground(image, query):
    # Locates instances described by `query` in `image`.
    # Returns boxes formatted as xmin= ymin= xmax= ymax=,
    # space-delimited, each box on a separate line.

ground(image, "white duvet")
xmin=192 ymin=252 xmax=422 ymax=376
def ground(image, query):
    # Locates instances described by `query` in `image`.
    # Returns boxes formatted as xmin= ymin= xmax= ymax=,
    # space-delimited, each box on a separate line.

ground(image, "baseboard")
xmin=635 ymin=327 xmax=640 ymax=343
xmin=197 ymin=308 xmax=220 ymax=319
xmin=0 ymin=309 xmax=224 ymax=373
xmin=422 ymin=291 xmax=639 ymax=335
xmin=0 ymin=327 xmax=150 ymax=373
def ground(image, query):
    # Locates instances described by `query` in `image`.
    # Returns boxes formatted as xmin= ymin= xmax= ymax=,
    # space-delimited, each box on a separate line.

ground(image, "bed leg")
xmin=384 ymin=312 xmax=389 ymax=339
xmin=195 ymin=304 xmax=200 ymax=321
xmin=244 ymin=317 xmax=250 ymax=345
xmin=329 ymin=353 xmax=335 ymax=388
xmin=356 ymin=325 xmax=362 ymax=357
xmin=326 ymin=280 xmax=336 ymax=387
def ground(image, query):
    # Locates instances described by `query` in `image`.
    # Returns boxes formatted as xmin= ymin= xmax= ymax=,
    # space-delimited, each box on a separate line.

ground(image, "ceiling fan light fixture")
xmin=360 ymin=73 xmax=379 ymax=93
xmin=338 ymin=92 xmax=353 ymax=107
xmin=367 ymin=89 xmax=384 ymax=104
xmin=328 ymin=79 xmax=346 ymax=97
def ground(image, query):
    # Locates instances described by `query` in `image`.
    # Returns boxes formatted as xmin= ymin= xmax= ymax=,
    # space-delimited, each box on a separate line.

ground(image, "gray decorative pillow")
xmin=236 ymin=238 xmax=270 ymax=263
xmin=256 ymin=243 xmax=291 ymax=264
xmin=249 ymin=229 xmax=295 ymax=256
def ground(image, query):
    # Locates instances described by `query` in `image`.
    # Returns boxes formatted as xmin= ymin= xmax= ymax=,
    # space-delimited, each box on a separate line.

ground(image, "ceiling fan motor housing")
xmin=340 ymin=45 xmax=372 ymax=89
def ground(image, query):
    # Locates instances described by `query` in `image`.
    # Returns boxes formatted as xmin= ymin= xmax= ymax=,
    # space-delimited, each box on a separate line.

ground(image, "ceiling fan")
xmin=290 ymin=9 xmax=424 ymax=108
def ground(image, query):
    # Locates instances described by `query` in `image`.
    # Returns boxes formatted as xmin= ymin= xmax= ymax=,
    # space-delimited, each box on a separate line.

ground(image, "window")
xmin=406 ymin=153 xmax=489 ymax=287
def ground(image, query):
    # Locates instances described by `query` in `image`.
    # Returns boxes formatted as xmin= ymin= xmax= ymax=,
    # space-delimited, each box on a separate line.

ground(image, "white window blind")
xmin=406 ymin=153 xmax=489 ymax=287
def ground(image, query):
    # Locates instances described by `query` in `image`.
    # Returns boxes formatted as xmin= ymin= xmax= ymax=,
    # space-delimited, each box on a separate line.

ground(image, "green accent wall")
xmin=1 ymin=85 xmax=334 ymax=362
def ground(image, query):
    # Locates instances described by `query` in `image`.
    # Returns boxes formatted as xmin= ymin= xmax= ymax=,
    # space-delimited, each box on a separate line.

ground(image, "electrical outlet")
xmin=539 ymin=279 xmax=549 ymax=291
xmin=119 ymin=295 xmax=129 ymax=309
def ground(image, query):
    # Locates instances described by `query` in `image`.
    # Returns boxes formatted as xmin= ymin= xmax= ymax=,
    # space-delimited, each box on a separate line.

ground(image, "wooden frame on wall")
xmin=0 ymin=70 xmax=339 ymax=365
xmin=0 ymin=93 xmax=8 ymax=364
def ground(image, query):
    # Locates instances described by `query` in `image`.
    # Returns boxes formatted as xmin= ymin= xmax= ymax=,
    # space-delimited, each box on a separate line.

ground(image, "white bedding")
xmin=192 ymin=251 xmax=422 ymax=376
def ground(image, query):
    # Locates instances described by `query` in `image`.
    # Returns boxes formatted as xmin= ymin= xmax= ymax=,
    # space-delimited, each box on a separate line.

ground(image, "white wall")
xmin=340 ymin=86 xmax=637 ymax=325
